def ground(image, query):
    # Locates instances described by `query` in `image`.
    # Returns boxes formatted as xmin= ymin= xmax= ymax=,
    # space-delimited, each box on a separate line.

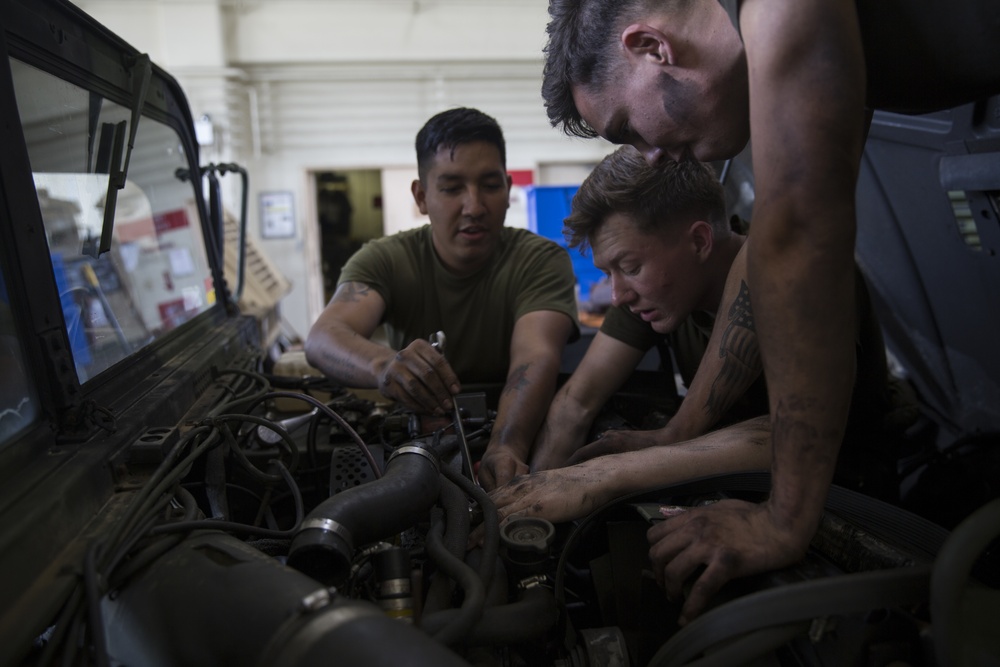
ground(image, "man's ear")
xmin=689 ymin=220 xmax=714 ymax=259
xmin=621 ymin=23 xmax=676 ymax=67
xmin=411 ymin=179 xmax=428 ymax=215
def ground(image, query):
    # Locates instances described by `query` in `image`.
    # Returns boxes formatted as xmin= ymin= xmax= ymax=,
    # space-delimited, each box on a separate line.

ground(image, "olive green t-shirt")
xmin=339 ymin=226 xmax=579 ymax=384
xmin=601 ymin=305 xmax=770 ymax=425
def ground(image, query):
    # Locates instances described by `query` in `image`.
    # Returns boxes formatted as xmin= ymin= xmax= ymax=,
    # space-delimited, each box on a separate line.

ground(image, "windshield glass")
xmin=10 ymin=58 xmax=215 ymax=383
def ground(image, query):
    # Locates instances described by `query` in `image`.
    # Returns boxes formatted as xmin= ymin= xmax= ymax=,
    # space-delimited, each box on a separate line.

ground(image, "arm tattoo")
xmin=331 ymin=282 xmax=372 ymax=304
xmin=704 ymin=280 xmax=762 ymax=424
xmin=502 ymin=363 xmax=532 ymax=397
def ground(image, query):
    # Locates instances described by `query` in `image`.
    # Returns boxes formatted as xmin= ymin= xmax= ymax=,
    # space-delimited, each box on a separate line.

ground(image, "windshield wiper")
xmin=89 ymin=53 xmax=151 ymax=259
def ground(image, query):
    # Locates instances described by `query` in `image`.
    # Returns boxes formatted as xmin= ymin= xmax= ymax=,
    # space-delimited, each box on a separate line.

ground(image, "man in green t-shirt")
xmin=490 ymin=146 xmax=911 ymax=535
xmin=304 ymin=107 xmax=579 ymax=490
xmin=529 ymin=147 xmax=757 ymax=473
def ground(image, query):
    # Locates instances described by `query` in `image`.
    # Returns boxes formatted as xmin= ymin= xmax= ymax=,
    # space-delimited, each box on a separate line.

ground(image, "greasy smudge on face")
xmin=658 ymin=70 xmax=696 ymax=133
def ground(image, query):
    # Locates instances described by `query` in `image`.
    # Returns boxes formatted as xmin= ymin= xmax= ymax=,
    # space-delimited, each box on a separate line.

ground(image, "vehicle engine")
xmin=21 ymin=349 xmax=991 ymax=667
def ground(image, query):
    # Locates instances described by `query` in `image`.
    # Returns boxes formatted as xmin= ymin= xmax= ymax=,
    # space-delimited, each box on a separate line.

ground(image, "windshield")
xmin=10 ymin=57 xmax=215 ymax=383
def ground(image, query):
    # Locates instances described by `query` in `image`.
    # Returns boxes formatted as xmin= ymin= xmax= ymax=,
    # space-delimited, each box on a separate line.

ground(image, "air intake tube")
xmin=287 ymin=441 xmax=442 ymax=584
xmin=102 ymin=531 xmax=469 ymax=667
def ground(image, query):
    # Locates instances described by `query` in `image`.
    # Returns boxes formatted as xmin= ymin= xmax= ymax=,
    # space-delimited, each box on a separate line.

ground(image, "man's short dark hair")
xmin=542 ymin=0 xmax=690 ymax=138
xmin=564 ymin=147 xmax=728 ymax=252
xmin=415 ymin=107 xmax=507 ymax=181
xmin=542 ymin=0 xmax=643 ymax=138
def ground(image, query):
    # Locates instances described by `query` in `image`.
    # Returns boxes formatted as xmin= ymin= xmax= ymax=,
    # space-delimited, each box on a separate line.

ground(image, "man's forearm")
xmin=532 ymin=332 xmax=646 ymax=469
xmin=304 ymin=325 xmax=391 ymax=389
xmin=531 ymin=379 xmax=608 ymax=470
xmin=598 ymin=415 xmax=772 ymax=497
xmin=734 ymin=0 xmax=867 ymax=547
xmin=488 ymin=417 xmax=772 ymax=527
xmin=489 ymin=359 xmax=562 ymax=461
xmin=747 ymin=230 xmax=856 ymax=544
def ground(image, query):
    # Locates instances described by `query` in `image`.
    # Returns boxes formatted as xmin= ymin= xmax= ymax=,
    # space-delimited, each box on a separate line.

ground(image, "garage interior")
xmin=1 ymin=2 xmax=999 ymax=666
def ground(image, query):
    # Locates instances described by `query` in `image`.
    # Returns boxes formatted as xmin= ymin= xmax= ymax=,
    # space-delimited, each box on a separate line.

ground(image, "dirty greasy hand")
xmin=566 ymin=428 xmax=663 ymax=465
xmin=477 ymin=446 xmax=529 ymax=492
xmin=376 ymin=339 xmax=461 ymax=415
xmin=488 ymin=462 xmax=616 ymax=525
xmin=647 ymin=498 xmax=809 ymax=626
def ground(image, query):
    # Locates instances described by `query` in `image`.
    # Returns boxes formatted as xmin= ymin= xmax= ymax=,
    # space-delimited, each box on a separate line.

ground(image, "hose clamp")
xmin=300 ymin=517 xmax=353 ymax=551
xmin=387 ymin=444 xmax=439 ymax=472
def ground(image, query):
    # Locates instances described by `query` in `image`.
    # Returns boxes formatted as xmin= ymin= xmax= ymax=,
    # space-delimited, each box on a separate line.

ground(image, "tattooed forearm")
xmin=704 ymin=280 xmax=762 ymax=424
xmin=502 ymin=362 xmax=532 ymax=396
xmin=331 ymin=281 xmax=373 ymax=304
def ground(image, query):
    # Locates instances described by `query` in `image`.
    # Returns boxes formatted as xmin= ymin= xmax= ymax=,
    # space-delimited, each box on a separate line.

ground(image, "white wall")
xmin=72 ymin=0 xmax=615 ymax=339
xmin=380 ymin=167 xmax=422 ymax=237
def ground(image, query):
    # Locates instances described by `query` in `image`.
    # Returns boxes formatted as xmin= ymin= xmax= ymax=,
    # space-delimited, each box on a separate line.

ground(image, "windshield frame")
xmin=0 ymin=1 xmax=230 ymax=444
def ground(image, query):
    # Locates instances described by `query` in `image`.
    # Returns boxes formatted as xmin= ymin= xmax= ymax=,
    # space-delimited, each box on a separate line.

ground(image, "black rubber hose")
xmin=439 ymin=459 xmax=472 ymax=558
xmin=646 ymin=564 xmax=932 ymax=667
xmin=423 ymin=507 xmax=486 ymax=646
xmin=287 ymin=444 xmax=440 ymax=585
xmin=931 ymin=497 xmax=1000 ymax=667
xmin=419 ymin=584 xmax=559 ymax=646
xmin=110 ymin=522 xmax=187 ymax=590
xmin=149 ymin=459 xmax=304 ymax=540
xmin=441 ymin=463 xmax=499 ymax=591
xmin=465 ymin=548 xmax=508 ymax=608
xmin=674 ymin=623 xmax=810 ymax=667
xmin=423 ymin=472 xmax=471 ymax=615
xmin=248 ymin=391 xmax=379 ymax=479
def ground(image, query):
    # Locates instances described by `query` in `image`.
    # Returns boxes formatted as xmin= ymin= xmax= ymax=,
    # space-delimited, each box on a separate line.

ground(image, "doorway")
xmin=314 ymin=169 xmax=384 ymax=304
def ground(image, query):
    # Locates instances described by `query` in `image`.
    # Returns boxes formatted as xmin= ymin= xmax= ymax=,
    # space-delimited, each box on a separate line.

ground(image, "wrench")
xmin=428 ymin=330 xmax=477 ymax=485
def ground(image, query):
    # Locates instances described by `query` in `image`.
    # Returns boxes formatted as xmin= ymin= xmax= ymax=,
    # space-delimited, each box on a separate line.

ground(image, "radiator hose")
xmin=287 ymin=441 xmax=441 ymax=585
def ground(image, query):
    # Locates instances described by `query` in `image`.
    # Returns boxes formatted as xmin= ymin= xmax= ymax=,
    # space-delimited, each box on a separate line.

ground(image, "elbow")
xmin=302 ymin=329 xmax=321 ymax=369
xmin=303 ymin=323 xmax=330 ymax=373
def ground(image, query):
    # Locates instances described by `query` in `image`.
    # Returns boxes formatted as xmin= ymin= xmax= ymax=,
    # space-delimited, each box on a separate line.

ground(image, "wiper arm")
xmin=89 ymin=53 xmax=152 ymax=259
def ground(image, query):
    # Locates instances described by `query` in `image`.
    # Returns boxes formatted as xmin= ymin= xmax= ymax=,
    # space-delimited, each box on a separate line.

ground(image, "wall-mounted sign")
xmin=259 ymin=191 xmax=296 ymax=239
